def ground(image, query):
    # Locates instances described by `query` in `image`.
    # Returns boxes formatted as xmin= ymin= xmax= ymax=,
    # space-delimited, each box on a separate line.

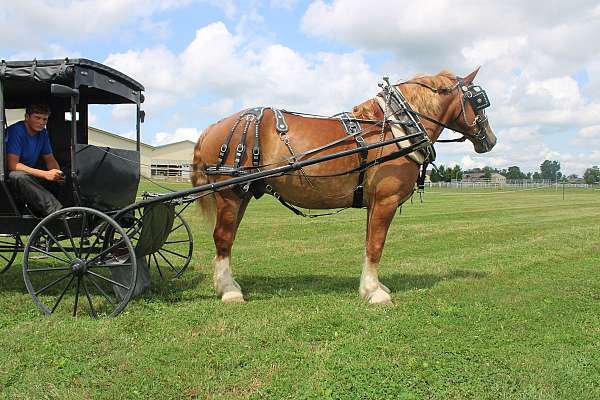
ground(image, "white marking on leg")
xmin=359 ymin=255 xmax=392 ymax=305
xmin=213 ymin=256 xmax=244 ymax=303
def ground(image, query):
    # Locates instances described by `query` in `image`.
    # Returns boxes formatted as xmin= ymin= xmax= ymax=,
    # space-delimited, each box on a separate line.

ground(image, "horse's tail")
xmin=191 ymin=129 xmax=216 ymax=228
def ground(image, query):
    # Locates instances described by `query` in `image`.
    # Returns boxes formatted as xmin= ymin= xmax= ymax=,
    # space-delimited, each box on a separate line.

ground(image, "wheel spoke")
xmin=152 ymin=252 xmax=165 ymax=279
xmin=87 ymin=270 xmax=131 ymax=290
xmin=157 ymin=247 xmax=187 ymax=259
xmin=87 ymin=262 xmax=134 ymax=269
xmin=62 ymin=217 xmax=79 ymax=258
xmin=87 ymin=239 xmax=127 ymax=264
xmin=51 ymin=274 xmax=75 ymax=313
xmin=41 ymin=226 xmax=74 ymax=261
xmin=83 ymin=226 xmax=103 ymax=261
xmin=28 ymin=245 xmax=70 ymax=264
xmin=157 ymin=250 xmax=180 ymax=274
xmin=125 ymin=220 xmax=143 ymax=238
xmin=27 ymin=267 xmax=71 ymax=272
xmin=82 ymin=278 xmax=98 ymax=318
xmin=87 ymin=274 xmax=116 ymax=307
xmin=79 ymin=211 xmax=88 ymax=256
xmin=73 ymin=276 xmax=81 ymax=317
xmin=0 ymin=253 xmax=9 ymax=262
xmin=163 ymin=239 xmax=189 ymax=245
xmin=169 ymin=222 xmax=184 ymax=233
xmin=34 ymin=271 xmax=74 ymax=296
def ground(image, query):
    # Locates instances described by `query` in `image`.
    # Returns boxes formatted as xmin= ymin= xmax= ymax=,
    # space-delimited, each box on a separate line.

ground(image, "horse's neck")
xmin=413 ymin=90 xmax=457 ymax=143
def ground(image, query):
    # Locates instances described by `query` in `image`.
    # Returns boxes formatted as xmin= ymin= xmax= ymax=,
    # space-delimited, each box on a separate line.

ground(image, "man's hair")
xmin=26 ymin=103 xmax=51 ymax=116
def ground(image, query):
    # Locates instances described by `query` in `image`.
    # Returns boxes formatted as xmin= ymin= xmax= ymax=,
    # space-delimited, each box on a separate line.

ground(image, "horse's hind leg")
xmin=212 ymin=192 xmax=251 ymax=303
xmin=360 ymin=197 xmax=400 ymax=305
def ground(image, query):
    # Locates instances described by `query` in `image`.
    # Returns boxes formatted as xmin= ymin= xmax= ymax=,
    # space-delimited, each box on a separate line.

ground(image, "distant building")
xmin=463 ymin=172 xmax=507 ymax=184
xmin=88 ymin=127 xmax=195 ymax=179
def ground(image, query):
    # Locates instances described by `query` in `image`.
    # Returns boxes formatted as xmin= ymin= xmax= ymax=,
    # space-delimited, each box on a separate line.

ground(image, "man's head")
xmin=24 ymin=104 xmax=51 ymax=134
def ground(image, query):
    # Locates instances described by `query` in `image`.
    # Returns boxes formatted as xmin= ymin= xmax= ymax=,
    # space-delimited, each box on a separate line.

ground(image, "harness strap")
xmin=377 ymin=78 xmax=435 ymax=165
xmin=265 ymin=184 xmax=347 ymax=218
xmin=217 ymin=116 xmax=242 ymax=168
xmin=252 ymin=118 xmax=261 ymax=166
xmin=274 ymin=108 xmax=289 ymax=133
xmin=340 ymin=112 xmax=368 ymax=208
xmin=234 ymin=116 xmax=252 ymax=169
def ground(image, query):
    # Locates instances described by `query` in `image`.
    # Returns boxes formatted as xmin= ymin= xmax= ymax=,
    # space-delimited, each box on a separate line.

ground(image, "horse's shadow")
xmin=1 ymin=265 xmax=486 ymax=304
xmin=237 ymin=269 xmax=487 ymax=301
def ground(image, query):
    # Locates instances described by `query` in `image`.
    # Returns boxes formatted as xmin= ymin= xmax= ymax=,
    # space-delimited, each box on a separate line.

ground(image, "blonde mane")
xmin=352 ymin=70 xmax=457 ymax=119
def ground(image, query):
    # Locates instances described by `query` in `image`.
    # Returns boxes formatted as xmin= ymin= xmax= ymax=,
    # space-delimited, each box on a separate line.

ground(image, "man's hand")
xmin=45 ymin=169 xmax=65 ymax=183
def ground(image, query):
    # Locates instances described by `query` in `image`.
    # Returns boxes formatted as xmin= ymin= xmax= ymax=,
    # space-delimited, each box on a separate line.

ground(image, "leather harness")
xmin=204 ymin=75 xmax=494 ymax=214
xmin=338 ymin=112 xmax=368 ymax=208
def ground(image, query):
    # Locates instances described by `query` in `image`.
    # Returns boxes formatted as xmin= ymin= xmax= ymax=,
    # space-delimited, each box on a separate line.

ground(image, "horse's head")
xmin=447 ymin=68 xmax=497 ymax=153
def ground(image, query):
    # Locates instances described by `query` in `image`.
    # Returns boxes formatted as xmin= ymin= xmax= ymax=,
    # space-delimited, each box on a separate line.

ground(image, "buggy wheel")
xmin=0 ymin=234 xmax=21 ymax=274
xmin=147 ymin=213 xmax=193 ymax=279
xmin=123 ymin=210 xmax=193 ymax=280
xmin=22 ymin=207 xmax=137 ymax=318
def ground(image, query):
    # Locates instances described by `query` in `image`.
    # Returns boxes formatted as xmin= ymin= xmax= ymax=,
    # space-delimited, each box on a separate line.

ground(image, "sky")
xmin=1 ymin=0 xmax=600 ymax=176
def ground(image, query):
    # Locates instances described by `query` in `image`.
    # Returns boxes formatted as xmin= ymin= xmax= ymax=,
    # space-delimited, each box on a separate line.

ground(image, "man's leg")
xmin=8 ymin=171 xmax=62 ymax=217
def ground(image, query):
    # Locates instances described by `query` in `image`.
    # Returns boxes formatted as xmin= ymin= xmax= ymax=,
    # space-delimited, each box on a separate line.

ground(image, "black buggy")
xmin=0 ymin=59 xmax=193 ymax=317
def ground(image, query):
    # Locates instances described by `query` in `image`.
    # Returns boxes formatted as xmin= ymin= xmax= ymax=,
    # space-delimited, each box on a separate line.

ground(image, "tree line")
xmin=430 ymin=160 xmax=600 ymax=184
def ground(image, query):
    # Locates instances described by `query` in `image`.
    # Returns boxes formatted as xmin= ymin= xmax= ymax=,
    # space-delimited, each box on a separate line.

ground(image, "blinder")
xmin=461 ymin=84 xmax=490 ymax=111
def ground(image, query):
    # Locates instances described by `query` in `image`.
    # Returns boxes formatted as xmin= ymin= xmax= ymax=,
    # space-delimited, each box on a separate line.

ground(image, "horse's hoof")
xmin=221 ymin=291 xmax=245 ymax=303
xmin=379 ymin=283 xmax=391 ymax=294
xmin=368 ymin=288 xmax=393 ymax=305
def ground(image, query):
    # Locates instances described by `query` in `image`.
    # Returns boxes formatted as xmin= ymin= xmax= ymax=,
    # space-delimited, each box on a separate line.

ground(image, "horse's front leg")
xmin=360 ymin=196 xmax=401 ymax=305
xmin=213 ymin=193 xmax=250 ymax=303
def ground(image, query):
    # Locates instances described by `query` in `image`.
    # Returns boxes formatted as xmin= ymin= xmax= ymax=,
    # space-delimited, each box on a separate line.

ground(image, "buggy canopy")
xmin=0 ymin=58 xmax=144 ymax=107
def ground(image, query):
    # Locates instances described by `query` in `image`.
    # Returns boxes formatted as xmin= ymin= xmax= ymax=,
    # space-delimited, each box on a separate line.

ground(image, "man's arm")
xmin=41 ymin=154 xmax=64 ymax=182
xmin=42 ymin=153 xmax=60 ymax=172
xmin=7 ymin=153 xmax=64 ymax=182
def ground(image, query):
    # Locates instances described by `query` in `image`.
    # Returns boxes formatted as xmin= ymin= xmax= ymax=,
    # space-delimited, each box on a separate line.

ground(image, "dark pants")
xmin=8 ymin=171 xmax=62 ymax=217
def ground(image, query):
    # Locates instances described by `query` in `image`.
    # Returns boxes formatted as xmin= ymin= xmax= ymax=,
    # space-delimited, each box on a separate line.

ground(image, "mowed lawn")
xmin=0 ymin=183 xmax=599 ymax=399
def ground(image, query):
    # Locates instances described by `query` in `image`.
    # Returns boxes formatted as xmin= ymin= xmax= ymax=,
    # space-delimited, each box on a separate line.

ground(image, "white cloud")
xmin=153 ymin=127 xmax=202 ymax=145
xmin=0 ymin=0 xmax=233 ymax=53
xmin=579 ymin=125 xmax=600 ymax=138
xmin=105 ymin=21 xmax=380 ymax=131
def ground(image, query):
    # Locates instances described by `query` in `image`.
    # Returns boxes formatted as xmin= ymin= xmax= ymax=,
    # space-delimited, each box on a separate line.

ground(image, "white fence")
xmin=426 ymin=180 xmax=595 ymax=190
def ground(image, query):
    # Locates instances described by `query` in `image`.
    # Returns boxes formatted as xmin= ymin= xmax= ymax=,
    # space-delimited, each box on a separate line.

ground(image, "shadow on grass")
xmin=0 ymin=265 xmax=486 ymax=305
xmin=238 ymin=269 xmax=487 ymax=300
xmin=0 ymin=264 xmax=209 ymax=301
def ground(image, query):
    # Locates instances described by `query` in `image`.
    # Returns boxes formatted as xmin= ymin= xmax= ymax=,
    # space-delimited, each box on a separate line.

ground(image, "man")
xmin=6 ymin=104 xmax=64 ymax=216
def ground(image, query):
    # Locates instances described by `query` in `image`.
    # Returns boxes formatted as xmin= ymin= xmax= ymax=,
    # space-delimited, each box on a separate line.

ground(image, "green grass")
xmin=1 ymin=182 xmax=599 ymax=399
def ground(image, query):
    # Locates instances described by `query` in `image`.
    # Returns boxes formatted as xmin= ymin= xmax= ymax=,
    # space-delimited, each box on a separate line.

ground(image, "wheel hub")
xmin=70 ymin=259 xmax=87 ymax=275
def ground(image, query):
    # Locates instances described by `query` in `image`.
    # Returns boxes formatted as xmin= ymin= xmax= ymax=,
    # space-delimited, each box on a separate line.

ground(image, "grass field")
xmin=1 ymin=182 xmax=599 ymax=399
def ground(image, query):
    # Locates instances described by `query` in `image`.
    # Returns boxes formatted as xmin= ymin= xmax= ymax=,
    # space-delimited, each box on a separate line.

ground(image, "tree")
xmin=430 ymin=164 xmax=463 ymax=182
xmin=540 ymin=160 xmax=561 ymax=180
xmin=532 ymin=172 xmax=541 ymax=180
xmin=430 ymin=165 xmax=445 ymax=182
xmin=451 ymin=165 xmax=463 ymax=181
xmin=584 ymin=166 xmax=600 ymax=184
xmin=482 ymin=166 xmax=493 ymax=180
xmin=506 ymin=166 xmax=526 ymax=180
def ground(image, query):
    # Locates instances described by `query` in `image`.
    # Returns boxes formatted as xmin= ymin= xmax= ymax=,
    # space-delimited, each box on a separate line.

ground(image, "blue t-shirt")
xmin=5 ymin=121 xmax=53 ymax=167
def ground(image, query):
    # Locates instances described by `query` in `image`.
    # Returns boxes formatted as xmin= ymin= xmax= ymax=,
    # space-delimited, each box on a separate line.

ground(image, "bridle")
xmin=399 ymin=77 xmax=492 ymax=148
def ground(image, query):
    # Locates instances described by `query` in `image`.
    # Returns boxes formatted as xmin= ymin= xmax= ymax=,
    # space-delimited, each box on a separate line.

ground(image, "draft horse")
xmin=192 ymin=68 xmax=496 ymax=304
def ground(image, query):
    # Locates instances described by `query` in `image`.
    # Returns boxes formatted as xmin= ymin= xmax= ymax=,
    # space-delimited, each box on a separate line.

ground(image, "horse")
xmin=191 ymin=68 xmax=496 ymax=305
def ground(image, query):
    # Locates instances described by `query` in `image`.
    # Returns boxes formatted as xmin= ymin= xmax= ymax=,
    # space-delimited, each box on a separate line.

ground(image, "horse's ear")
xmin=463 ymin=67 xmax=481 ymax=85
